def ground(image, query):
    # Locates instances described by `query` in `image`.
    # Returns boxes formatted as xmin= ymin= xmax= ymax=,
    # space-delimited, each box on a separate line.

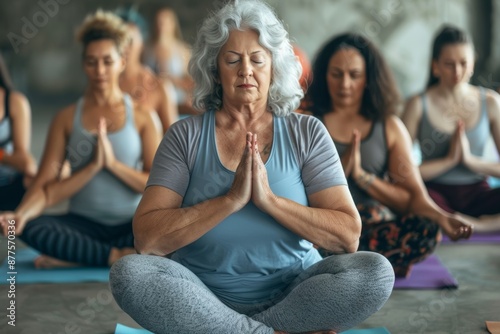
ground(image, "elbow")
xmin=133 ymin=227 xmax=158 ymax=255
xmin=133 ymin=217 xmax=173 ymax=256
xmin=133 ymin=237 xmax=150 ymax=255
xmin=323 ymin=213 xmax=362 ymax=254
xmin=343 ymin=238 xmax=360 ymax=254
xmin=341 ymin=212 xmax=362 ymax=253
xmin=133 ymin=234 xmax=163 ymax=255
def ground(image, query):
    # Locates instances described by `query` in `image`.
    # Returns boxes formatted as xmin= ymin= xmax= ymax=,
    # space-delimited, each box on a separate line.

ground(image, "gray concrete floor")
xmin=0 ymin=240 xmax=498 ymax=334
xmin=0 ymin=102 xmax=499 ymax=333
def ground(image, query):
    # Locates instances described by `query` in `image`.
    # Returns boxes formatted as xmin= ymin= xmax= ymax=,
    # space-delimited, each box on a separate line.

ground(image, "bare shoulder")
xmin=52 ymin=103 xmax=77 ymax=135
xmin=385 ymin=115 xmax=411 ymax=148
xmin=402 ymin=93 xmax=424 ymax=122
xmin=483 ymin=87 xmax=500 ymax=120
xmin=132 ymin=103 xmax=155 ymax=130
xmin=7 ymin=91 xmax=31 ymax=119
xmin=9 ymin=91 xmax=29 ymax=108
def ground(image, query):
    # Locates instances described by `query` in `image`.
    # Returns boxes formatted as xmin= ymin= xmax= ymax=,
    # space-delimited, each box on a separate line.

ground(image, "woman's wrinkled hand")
xmin=226 ymin=132 xmax=253 ymax=210
xmin=251 ymin=133 xmax=277 ymax=212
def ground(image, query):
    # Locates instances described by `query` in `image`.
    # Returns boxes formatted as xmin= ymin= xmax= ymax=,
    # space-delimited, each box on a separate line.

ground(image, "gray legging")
xmin=110 ymin=251 xmax=394 ymax=334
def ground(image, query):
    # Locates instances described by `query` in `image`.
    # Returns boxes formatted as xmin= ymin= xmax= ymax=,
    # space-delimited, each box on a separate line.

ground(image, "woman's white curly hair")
xmin=189 ymin=0 xmax=303 ymax=116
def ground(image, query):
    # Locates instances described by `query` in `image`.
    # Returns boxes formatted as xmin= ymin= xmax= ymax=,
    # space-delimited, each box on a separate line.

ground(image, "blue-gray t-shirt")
xmin=146 ymin=110 xmax=347 ymax=304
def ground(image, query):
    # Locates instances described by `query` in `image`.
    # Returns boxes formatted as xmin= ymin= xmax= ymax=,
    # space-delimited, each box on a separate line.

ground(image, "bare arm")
xmin=345 ymin=130 xmax=411 ymax=214
xmin=0 ymin=92 xmax=37 ymax=176
xmin=105 ymin=111 xmax=160 ymax=193
xmin=13 ymin=107 xmax=73 ymax=229
xmin=44 ymin=162 xmax=100 ymax=207
xmin=402 ymin=95 xmax=458 ymax=180
xmin=262 ymin=186 xmax=361 ymax=254
xmin=251 ymin=137 xmax=361 ymax=254
xmin=370 ymin=116 xmax=471 ymax=239
xmin=156 ymin=78 xmax=178 ymax=132
xmin=133 ymin=186 xmax=241 ymax=256
xmin=134 ymin=137 xmax=252 ymax=255
xmin=462 ymin=91 xmax=500 ymax=177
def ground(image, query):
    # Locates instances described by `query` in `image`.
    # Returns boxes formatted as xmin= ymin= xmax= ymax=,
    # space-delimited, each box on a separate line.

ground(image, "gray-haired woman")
xmin=109 ymin=1 xmax=394 ymax=333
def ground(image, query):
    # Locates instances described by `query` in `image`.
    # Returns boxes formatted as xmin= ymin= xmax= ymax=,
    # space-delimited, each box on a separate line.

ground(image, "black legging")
xmin=20 ymin=213 xmax=134 ymax=266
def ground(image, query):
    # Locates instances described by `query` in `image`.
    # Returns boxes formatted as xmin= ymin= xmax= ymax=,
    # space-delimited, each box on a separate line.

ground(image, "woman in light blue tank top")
xmin=0 ymin=11 xmax=159 ymax=268
xmin=109 ymin=2 xmax=394 ymax=333
xmin=403 ymin=26 xmax=500 ymax=231
xmin=0 ymin=53 xmax=37 ymax=212
xmin=308 ymin=34 xmax=473 ymax=277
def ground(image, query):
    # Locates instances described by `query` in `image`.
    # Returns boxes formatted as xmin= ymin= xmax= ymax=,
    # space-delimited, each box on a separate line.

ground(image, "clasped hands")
xmin=448 ymin=120 xmax=473 ymax=167
xmin=92 ymin=117 xmax=117 ymax=171
xmin=226 ymin=132 xmax=277 ymax=212
xmin=341 ymin=129 xmax=368 ymax=185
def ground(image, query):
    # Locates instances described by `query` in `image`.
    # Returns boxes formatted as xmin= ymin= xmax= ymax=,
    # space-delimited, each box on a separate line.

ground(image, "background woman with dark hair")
xmin=308 ymin=33 xmax=473 ymax=277
xmin=0 ymin=53 xmax=37 ymax=211
xmin=403 ymin=26 xmax=500 ymax=231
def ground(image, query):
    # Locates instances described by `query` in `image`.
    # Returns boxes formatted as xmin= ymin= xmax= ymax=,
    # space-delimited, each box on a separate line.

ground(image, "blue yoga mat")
xmin=0 ymin=247 xmax=109 ymax=284
xmin=115 ymin=324 xmax=390 ymax=334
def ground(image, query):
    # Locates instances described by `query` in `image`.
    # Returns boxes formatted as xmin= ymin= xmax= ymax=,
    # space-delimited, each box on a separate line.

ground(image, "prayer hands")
xmin=342 ymin=129 xmax=363 ymax=179
xmin=227 ymin=133 xmax=276 ymax=212
xmin=93 ymin=118 xmax=117 ymax=170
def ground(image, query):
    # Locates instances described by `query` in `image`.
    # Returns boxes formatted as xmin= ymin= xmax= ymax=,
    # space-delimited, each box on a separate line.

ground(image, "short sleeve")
xmin=287 ymin=113 xmax=347 ymax=195
xmin=146 ymin=116 xmax=202 ymax=197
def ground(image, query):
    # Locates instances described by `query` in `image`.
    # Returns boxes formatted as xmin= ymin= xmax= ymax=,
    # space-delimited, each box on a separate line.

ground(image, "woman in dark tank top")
xmin=307 ymin=33 xmax=473 ymax=277
xmin=403 ymin=26 xmax=500 ymax=231
xmin=0 ymin=11 xmax=159 ymax=269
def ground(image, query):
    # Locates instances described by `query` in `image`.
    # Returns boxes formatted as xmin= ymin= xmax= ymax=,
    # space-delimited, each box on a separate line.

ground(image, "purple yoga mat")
xmin=393 ymin=255 xmax=458 ymax=289
xmin=441 ymin=231 xmax=500 ymax=244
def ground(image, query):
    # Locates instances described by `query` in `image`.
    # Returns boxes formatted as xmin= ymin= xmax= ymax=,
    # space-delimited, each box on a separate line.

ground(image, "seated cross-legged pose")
xmin=307 ymin=33 xmax=473 ymax=277
xmin=403 ymin=26 xmax=500 ymax=232
xmin=0 ymin=10 xmax=159 ymax=269
xmin=109 ymin=1 xmax=394 ymax=334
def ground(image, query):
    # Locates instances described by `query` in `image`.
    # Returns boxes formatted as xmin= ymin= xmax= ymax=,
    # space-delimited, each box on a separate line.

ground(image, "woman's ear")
xmin=119 ymin=56 xmax=126 ymax=73
xmin=431 ymin=60 xmax=439 ymax=78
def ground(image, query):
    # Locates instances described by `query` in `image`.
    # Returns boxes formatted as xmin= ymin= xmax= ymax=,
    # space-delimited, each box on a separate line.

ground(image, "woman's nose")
xmin=239 ymin=59 xmax=252 ymax=77
xmin=96 ymin=61 xmax=105 ymax=75
xmin=340 ymin=74 xmax=351 ymax=88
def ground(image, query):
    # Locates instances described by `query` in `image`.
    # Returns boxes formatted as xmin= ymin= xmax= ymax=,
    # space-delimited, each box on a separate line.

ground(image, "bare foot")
xmin=34 ymin=255 xmax=80 ymax=269
xmin=455 ymin=213 xmax=500 ymax=233
xmin=474 ymin=214 xmax=500 ymax=233
xmin=108 ymin=247 xmax=137 ymax=266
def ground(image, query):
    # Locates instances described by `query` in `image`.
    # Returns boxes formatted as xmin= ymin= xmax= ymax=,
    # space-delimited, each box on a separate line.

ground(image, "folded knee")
xmin=353 ymin=251 xmax=395 ymax=295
